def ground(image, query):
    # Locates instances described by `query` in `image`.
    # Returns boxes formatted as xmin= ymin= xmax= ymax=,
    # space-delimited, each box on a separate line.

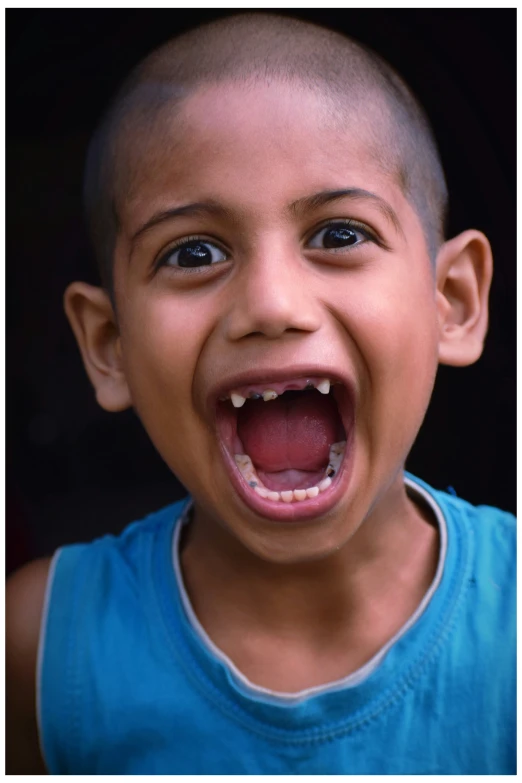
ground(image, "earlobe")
xmin=63 ymin=283 xmax=132 ymax=411
xmin=436 ymin=229 xmax=493 ymax=367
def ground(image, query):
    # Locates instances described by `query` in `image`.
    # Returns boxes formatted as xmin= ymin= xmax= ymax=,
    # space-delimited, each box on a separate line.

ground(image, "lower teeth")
xmin=234 ymin=442 xmax=346 ymax=503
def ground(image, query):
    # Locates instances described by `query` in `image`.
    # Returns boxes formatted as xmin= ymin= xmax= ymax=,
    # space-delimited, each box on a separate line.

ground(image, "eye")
xmin=157 ymin=238 xmax=227 ymax=269
xmin=307 ymin=221 xmax=368 ymax=251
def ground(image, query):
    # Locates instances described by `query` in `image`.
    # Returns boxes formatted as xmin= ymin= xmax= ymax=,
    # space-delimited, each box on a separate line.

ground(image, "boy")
xmin=6 ymin=13 xmax=515 ymax=774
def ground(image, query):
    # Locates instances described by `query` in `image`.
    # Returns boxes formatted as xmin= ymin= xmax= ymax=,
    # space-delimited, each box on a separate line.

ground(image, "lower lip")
xmin=218 ymin=433 xmax=355 ymax=523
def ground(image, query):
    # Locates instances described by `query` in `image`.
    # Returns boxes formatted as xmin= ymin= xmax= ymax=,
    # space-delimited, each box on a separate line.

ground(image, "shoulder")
xmin=407 ymin=473 xmax=515 ymax=545
xmin=407 ymin=472 xmax=516 ymax=591
xmin=6 ymin=501 xmax=188 ymax=775
xmin=463 ymin=500 xmax=516 ymax=589
xmin=6 ymin=557 xmax=53 ymax=773
xmin=428 ymin=484 xmax=516 ymax=630
xmin=441 ymin=492 xmax=515 ymax=566
xmin=71 ymin=499 xmax=188 ymax=594
xmin=7 ymin=557 xmax=53 ymax=681
xmin=7 ymin=557 xmax=52 ymax=665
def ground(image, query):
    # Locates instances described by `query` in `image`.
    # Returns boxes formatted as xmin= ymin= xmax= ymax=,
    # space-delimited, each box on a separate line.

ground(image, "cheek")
xmin=118 ymin=292 xmax=211 ymax=427
xmin=332 ymin=267 xmax=439 ymax=424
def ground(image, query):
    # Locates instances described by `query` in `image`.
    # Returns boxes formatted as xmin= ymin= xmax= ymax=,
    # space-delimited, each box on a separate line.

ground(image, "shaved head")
xmin=84 ymin=13 xmax=448 ymax=293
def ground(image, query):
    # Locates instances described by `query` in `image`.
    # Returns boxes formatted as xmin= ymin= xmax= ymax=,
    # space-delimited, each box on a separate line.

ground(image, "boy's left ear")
xmin=436 ymin=229 xmax=493 ymax=366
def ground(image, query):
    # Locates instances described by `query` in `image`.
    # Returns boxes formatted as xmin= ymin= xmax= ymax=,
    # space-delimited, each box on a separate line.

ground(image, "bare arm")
xmin=6 ymin=558 xmax=52 ymax=774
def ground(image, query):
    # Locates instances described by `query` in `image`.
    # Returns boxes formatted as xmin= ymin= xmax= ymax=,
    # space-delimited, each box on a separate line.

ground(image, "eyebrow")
xmin=130 ymin=187 xmax=403 ymax=245
xmin=130 ymin=201 xmax=233 ymax=245
xmin=289 ymin=188 xmax=403 ymax=236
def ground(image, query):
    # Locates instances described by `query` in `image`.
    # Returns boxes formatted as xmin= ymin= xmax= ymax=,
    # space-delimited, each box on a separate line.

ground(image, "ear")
xmin=63 ymin=283 xmax=132 ymax=411
xmin=436 ymin=229 xmax=493 ymax=367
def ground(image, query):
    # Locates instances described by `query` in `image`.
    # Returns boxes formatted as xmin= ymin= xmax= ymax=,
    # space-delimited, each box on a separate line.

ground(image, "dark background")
xmin=6 ymin=9 xmax=516 ymax=574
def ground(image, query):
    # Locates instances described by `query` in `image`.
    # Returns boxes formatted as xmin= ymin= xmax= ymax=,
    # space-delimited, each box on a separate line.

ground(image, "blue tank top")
xmin=37 ymin=474 xmax=516 ymax=774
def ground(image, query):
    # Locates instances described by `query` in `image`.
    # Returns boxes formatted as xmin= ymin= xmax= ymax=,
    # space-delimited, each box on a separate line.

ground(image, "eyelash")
xmin=307 ymin=219 xmax=376 ymax=252
xmin=155 ymin=219 xmax=378 ymax=272
xmin=155 ymin=235 xmax=229 ymax=272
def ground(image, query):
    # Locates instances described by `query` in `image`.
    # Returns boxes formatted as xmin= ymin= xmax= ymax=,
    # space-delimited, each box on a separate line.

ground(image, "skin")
xmin=6 ymin=81 xmax=492 ymax=771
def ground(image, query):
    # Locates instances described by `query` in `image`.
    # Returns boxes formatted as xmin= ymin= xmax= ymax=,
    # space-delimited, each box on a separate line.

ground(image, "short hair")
xmin=84 ymin=13 xmax=448 ymax=296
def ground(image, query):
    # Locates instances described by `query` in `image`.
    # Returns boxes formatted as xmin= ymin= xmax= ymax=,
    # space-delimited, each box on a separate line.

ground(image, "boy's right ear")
xmin=63 ymin=283 xmax=132 ymax=412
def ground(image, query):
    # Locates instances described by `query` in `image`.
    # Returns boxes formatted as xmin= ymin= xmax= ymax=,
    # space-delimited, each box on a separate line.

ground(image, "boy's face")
xmin=112 ymin=81 xmax=441 ymax=563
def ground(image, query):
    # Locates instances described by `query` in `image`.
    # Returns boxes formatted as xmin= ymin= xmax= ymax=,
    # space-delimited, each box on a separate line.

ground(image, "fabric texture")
xmin=38 ymin=474 xmax=516 ymax=774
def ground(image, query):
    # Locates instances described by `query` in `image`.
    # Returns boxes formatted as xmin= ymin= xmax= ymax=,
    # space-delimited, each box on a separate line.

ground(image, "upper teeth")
xmin=262 ymin=390 xmax=278 ymax=402
xmin=227 ymin=378 xmax=332 ymax=408
xmin=316 ymin=380 xmax=330 ymax=395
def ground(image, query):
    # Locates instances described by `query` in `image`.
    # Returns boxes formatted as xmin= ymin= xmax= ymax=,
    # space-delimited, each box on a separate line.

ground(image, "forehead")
xmin=120 ymin=80 xmax=406 ymax=229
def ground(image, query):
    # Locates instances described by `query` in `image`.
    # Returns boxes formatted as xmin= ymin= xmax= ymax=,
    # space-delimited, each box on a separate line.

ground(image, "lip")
xmin=208 ymin=365 xmax=356 ymax=522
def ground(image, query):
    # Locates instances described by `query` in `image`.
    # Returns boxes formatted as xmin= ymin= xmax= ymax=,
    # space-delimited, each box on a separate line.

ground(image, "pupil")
xmin=323 ymin=227 xmax=357 ymax=248
xmin=178 ymin=242 xmax=212 ymax=267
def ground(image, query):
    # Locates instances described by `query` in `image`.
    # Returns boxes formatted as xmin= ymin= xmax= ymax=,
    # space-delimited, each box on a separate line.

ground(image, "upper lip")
xmin=205 ymin=364 xmax=355 ymax=417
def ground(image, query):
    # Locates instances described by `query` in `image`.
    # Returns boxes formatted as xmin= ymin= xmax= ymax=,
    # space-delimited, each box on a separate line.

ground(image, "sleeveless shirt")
xmin=37 ymin=473 xmax=516 ymax=773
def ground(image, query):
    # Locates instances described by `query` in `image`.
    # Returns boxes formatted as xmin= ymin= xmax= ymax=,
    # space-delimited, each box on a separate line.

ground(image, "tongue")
xmin=237 ymin=391 xmax=339 ymax=472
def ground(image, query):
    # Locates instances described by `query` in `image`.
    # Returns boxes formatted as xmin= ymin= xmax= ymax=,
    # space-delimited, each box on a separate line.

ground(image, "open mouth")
xmin=213 ymin=374 xmax=355 ymax=518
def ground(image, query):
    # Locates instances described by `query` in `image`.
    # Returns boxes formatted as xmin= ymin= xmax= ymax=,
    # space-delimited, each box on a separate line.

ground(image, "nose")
xmin=222 ymin=242 xmax=322 ymax=341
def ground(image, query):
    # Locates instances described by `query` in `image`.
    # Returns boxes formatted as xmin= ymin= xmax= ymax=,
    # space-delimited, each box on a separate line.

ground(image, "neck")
xmin=180 ymin=474 xmax=439 ymax=651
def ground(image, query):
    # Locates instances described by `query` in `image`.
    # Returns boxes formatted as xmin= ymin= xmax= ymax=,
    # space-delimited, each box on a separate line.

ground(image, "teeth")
xmin=327 ymin=441 xmax=346 ymax=477
xmin=234 ymin=440 xmax=346 ymax=504
xmin=234 ymin=454 xmax=266 ymax=488
xmin=316 ymin=379 xmax=330 ymax=395
xmin=262 ymin=390 xmax=278 ymax=401
xmin=228 ymin=378 xmax=335 ymax=404
xmin=234 ymin=453 xmax=253 ymax=470
xmin=231 ymin=393 xmax=247 ymax=408
xmin=318 ymin=477 xmax=332 ymax=492
xmin=254 ymin=486 xmax=270 ymax=498
xmin=254 ymin=486 xmax=325 ymax=503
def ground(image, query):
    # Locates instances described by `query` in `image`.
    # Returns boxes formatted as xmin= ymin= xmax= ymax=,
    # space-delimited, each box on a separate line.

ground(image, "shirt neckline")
xmin=171 ymin=474 xmax=448 ymax=705
xmin=152 ymin=472 xmax=470 ymax=738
